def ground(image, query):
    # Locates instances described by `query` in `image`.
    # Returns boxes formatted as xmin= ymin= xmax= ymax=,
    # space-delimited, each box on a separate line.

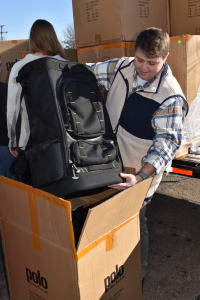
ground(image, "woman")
xmin=7 ymin=19 xmax=67 ymax=158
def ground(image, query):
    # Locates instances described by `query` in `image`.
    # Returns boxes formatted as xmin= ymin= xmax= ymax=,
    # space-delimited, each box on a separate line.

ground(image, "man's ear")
xmin=164 ymin=52 xmax=169 ymax=62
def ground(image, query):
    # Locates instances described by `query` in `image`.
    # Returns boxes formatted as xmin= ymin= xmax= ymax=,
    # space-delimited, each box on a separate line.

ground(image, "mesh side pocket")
xmin=25 ymin=140 xmax=65 ymax=187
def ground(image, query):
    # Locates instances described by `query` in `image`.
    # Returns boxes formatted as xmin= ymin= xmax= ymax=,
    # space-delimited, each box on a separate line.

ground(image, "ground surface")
xmin=143 ymin=173 xmax=200 ymax=300
xmin=0 ymin=173 xmax=200 ymax=299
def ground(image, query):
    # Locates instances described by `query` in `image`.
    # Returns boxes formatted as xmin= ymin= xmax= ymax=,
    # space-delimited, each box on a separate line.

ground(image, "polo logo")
xmin=104 ymin=265 xmax=124 ymax=293
xmin=26 ymin=268 xmax=48 ymax=290
xmin=6 ymin=60 xmax=18 ymax=71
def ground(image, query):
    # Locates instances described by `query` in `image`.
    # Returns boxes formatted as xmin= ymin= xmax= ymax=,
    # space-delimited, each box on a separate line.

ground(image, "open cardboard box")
xmin=0 ymin=175 xmax=152 ymax=300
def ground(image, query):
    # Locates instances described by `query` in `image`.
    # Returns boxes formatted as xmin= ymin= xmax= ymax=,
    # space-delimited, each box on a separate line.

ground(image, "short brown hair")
xmin=29 ymin=19 xmax=65 ymax=58
xmin=135 ymin=27 xmax=169 ymax=59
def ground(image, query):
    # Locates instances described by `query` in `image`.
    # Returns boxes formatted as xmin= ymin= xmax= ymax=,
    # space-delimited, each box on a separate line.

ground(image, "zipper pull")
xmin=71 ymin=164 xmax=80 ymax=180
xmin=72 ymin=163 xmax=78 ymax=172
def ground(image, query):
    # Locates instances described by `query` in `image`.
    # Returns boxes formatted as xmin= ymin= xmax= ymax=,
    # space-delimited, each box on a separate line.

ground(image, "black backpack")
xmin=16 ymin=58 xmax=123 ymax=198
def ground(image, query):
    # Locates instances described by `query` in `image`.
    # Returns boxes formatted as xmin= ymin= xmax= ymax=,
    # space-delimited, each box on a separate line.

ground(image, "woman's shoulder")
xmin=10 ymin=54 xmax=42 ymax=77
xmin=53 ymin=55 xmax=68 ymax=61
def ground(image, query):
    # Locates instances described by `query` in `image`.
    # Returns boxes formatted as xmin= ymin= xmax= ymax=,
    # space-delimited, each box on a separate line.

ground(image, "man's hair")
xmin=29 ymin=19 xmax=65 ymax=58
xmin=135 ymin=27 xmax=169 ymax=59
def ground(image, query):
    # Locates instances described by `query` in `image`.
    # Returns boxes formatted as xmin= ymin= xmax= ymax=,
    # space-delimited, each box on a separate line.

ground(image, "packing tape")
xmin=106 ymin=232 xmax=114 ymax=252
xmin=124 ymin=42 xmax=135 ymax=49
xmin=75 ymin=213 xmax=139 ymax=261
xmin=77 ymin=42 xmax=125 ymax=55
xmin=28 ymin=187 xmax=41 ymax=251
xmin=170 ymin=35 xmax=191 ymax=42
xmin=0 ymin=178 xmax=76 ymax=255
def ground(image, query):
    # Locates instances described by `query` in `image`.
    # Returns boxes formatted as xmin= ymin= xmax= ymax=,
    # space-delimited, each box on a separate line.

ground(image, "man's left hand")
xmin=108 ymin=173 xmax=143 ymax=190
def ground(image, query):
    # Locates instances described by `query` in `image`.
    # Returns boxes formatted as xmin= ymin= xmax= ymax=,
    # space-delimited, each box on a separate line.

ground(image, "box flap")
xmin=0 ymin=178 xmax=76 ymax=254
xmin=69 ymin=197 xmax=90 ymax=210
xmin=77 ymin=178 xmax=152 ymax=252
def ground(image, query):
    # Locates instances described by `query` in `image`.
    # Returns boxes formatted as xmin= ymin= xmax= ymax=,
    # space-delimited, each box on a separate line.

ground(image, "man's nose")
xmin=141 ymin=62 xmax=148 ymax=70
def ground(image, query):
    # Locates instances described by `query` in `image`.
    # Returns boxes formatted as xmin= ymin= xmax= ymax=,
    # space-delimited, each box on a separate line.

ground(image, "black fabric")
xmin=60 ymin=78 xmax=105 ymax=138
xmin=0 ymin=82 xmax=9 ymax=146
xmin=25 ymin=140 xmax=65 ymax=187
xmin=42 ymin=167 xmax=123 ymax=198
xmin=119 ymin=93 xmax=160 ymax=140
xmin=16 ymin=58 xmax=123 ymax=196
xmin=72 ymin=140 xmax=117 ymax=167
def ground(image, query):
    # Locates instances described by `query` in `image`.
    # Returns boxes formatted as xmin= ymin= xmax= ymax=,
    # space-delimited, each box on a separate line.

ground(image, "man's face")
xmin=134 ymin=48 xmax=168 ymax=81
xmin=0 ymin=59 xmax=3 ymax=80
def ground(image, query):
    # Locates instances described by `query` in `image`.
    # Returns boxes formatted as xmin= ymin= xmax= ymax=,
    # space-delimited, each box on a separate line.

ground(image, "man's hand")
xmin=9 ymin=147 xmax=19 ymax=158
xmin=108 ymin=173 xmax=143 ymax=190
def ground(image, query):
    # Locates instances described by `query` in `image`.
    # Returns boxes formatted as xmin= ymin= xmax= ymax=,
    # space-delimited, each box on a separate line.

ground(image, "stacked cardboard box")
xmin=72 ymin=0 xmax=170 ymax=47
xmin=64 ymin=48 xmax=78 ymax=62
xmin=0 ymin=40 xmax=28 ymax=83
xmin=0 ymin=176 xmax=152 ymax=300
xmin=73 ymin=0 xmax=170 ymax=64
xmin=170 ymin=0 xmax=200 ymax=36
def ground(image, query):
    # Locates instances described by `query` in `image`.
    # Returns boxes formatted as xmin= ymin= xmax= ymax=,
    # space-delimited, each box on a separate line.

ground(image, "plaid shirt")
xmin=89 ymin=58 xmax=187 ymax=175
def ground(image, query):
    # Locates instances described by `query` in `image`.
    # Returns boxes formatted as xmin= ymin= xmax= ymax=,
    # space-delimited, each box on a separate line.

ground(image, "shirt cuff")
xmin=8 ymin=140 xmax=17 ymax=148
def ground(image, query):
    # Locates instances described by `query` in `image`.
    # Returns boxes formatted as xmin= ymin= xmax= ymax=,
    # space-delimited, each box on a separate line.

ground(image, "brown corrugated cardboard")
xmin=170 ymin=0 xmax=200 ymax=36
xmin=168 ymin=35 xmax=200 ymax=105
xmin=0 ymin=40 xmax=28 ymax=83
xmin=0 ymin=176 xmax=152 ymax=300
xmin=174 ymin=138 xmax=200 ymax=159
xmin=72 ymin=0 xmax=169 ymax=47
xmin=64 ymin=49 xmax=78 ymax=62
xmin=125 ymin=42 xmax=136 ymax=57
xmin=77 ymin=42 xmax=126 ymax=64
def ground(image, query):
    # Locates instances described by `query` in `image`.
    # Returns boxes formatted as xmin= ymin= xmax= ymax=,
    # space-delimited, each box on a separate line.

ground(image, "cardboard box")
xmin=21 ymin=51 xmax=31 ymax=59
xmin=167 ymin=35 xmax=200 ymax=105
xmin=0 ymin=40 xmax=28 ymax=83
xmin=125 ymin=42 xmax=136 ymax=57
xmin=0 ymin=176 xmax=152 ymax=300
xmin=170 ymin=0 xmax=200 ymax=36
xmin=64 ymin=49 xmax=78 ymax=62
xmin=174 ymin=138 xmax=200 ymax=159
xmin=72 ymin=0 xmax=170 ymax=47
xmin=78 ymin=42 xmax=126 ymax=63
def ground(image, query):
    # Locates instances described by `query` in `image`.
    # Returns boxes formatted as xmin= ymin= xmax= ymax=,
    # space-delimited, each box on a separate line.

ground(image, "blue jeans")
xmin=0 ymin=145 xmax=18 ymax=180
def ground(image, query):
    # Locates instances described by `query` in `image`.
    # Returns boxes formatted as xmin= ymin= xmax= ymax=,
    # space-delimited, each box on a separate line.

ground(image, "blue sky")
xmin=0 ymin=0 xmax=74 ymax=42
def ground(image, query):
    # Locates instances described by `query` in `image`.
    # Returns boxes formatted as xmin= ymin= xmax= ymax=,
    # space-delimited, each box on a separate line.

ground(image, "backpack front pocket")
xmin=60 ymin=79 xmax=105 ymax=138
xmin=72 ymin=140 xmax=117 ymax=167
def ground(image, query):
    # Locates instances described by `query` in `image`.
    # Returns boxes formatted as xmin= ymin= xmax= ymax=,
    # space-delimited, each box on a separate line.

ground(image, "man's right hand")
xmin=9 ymin=147 xmax=19 ymax=158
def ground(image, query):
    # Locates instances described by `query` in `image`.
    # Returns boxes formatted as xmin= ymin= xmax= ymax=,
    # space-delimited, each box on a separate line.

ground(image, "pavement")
xmin=143 ymin=173 xmax=200 ymax=300
xmin=0 ymin=172 xmax=200 ymax=299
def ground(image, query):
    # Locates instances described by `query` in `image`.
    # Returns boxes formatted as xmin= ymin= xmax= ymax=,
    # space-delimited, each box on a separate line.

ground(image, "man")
xmin=90 ymin=28 xmax=188 ymax=284
xmin=0 ymin=56 xmax=17 ymax=179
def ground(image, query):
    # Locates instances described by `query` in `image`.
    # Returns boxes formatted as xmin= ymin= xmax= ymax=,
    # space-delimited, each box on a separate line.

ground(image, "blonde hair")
xmin=29 ymin=19 xmax=65 ymax=58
